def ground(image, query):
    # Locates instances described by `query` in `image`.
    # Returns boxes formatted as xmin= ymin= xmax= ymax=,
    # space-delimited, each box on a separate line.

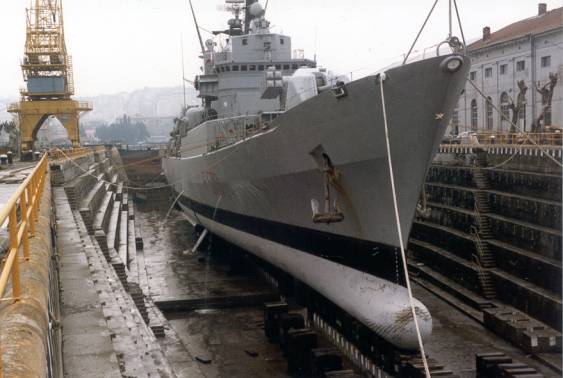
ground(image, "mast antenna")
xmin=180 ymin=33 xmax=187 ymax=112
xmin=187 ymin=0 xmax=205 ymax=54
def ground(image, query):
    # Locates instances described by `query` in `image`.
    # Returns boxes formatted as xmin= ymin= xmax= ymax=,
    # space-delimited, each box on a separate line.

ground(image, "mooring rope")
xmin=53 ymin=147 xmax=185 ymax=191
xmin=378 ymin=72 xmax=431 ymax=378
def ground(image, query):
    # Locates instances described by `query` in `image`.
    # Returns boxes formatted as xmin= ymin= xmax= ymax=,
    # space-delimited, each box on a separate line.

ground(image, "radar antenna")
xmin=244 ymin=0 xmax=257 ymax=33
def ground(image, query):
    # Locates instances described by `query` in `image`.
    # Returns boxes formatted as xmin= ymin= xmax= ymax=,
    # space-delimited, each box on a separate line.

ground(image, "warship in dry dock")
xmin=163 ymin=0 xmax=470 ymax=350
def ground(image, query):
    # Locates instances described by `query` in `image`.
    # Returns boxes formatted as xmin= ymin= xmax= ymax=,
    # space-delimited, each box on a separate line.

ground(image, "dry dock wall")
xmin=0 ymin=174 xmax=54 ymax=378
xmin=410 ymin=149 xmax=562 ymax=332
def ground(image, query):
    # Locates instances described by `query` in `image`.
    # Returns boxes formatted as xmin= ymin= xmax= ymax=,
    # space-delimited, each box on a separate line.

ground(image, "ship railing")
xmin=120 ymin=144 xmax=168 ymax=151
xmin=209 ymin=115 xmax=262 ymax=152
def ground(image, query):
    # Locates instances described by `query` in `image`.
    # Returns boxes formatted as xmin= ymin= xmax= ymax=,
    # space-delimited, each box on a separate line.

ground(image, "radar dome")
xmin=249 ymin=3 xmax=265 ymax=17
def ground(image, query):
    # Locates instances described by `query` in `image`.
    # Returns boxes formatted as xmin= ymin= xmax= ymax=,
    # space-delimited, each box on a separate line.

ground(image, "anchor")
xmin=310 ymin=152 xmax=344 ymax=224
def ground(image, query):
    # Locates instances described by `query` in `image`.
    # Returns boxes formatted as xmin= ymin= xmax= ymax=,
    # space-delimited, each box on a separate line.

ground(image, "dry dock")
xmin=0 ymin=143 xmax=561 ymax=378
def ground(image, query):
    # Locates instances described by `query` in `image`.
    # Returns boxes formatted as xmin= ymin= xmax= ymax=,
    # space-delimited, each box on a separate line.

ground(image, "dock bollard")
xmin=7 ymin=151 xmax=13 ymax=164
xmin=0 ymin=155 xmax=7 ymax=166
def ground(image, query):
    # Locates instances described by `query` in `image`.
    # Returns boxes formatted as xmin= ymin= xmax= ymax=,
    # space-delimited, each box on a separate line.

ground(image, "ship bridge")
xmin=195 ymin=3 xmax=316 ymax=118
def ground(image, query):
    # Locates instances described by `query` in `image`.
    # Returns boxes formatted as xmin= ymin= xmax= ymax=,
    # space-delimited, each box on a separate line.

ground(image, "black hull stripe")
xmin=178 ymin=195 xmax=406 ymax=286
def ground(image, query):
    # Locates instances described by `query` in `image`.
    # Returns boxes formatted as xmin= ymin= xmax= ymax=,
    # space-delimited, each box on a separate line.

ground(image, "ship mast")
xmin=244 ymin=0 xmax=257 ymax=33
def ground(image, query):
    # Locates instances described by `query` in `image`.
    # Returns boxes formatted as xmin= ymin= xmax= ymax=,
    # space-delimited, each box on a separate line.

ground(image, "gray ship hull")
xmin=163 ymin=55 xmax=470 ymax=349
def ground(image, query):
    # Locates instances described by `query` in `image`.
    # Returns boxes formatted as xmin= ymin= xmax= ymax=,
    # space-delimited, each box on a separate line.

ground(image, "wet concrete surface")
xmin=136 ymin=204 xmax=276 ymax=303
xmin=414 ymin=285 xmax=560 ymax=377
xmin=168 ymin=309 xmax=289 ymax=377
xmin=135 ymin=201 xmax=291 ymax=377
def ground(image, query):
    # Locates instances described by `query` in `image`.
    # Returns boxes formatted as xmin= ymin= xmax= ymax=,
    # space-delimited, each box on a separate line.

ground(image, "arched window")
xmin=500 ymin=92 xmax=510 ymax=131
xmin=451 ymin=109 xmax=459 ymax=135
xmin=517 ymin=92 xmax=526 ymax=131
xmin=470 ymin=99 xmax=478 ymax=131
xmin=486 ymin=97 xmax=494 ymax=130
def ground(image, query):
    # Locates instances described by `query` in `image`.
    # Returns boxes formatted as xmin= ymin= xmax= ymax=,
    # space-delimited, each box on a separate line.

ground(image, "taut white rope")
xmin=378 ymin=72 xmax=431 ymax=378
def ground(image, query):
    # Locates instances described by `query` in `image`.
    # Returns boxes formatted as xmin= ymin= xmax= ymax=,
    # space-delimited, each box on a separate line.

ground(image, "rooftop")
xmin=469 ymin=6 xmax=563 ymax=51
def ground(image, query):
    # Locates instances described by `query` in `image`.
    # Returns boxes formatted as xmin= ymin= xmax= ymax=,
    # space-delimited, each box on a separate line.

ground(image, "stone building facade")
xmin=451 ymin=4 xmax=562 ymax=135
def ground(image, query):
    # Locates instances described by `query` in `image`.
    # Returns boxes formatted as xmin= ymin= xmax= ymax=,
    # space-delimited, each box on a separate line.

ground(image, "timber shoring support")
xmin=0 ymin=174 xmax=54 ymax=378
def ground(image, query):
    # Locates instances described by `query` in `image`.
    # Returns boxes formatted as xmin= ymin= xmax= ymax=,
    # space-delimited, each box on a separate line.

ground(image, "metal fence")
xmin=0 ymin=153 xmax=48 ymax=376
xmin=442 ymin=132 xmax=562 ymax=146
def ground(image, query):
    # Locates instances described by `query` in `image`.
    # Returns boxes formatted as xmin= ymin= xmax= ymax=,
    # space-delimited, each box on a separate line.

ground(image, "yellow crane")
xmin=8 ymin=0 xmax=92 ymax=158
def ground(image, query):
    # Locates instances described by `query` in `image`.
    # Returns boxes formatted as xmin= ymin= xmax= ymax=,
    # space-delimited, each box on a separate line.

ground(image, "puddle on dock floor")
xmin=167 ymin=308 xmax=289 ymax=377
xmin=135 ymin=201 xmax=290 ymax=377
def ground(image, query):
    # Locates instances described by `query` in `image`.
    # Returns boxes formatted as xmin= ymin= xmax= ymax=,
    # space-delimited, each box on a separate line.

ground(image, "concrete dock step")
xmin=409 ymin=238 xmax=482 ymax=294
xmin=54 ymin=187 xmax=123 ymax=378
xmin=483 ymin=306 xmax=561 ymax=354
xmin=106 ymin=201 xmax=122 ymax=253
xmin=118 ymin=210 xmax=128 ymax=269
xmin=408 ymin=259 xmax=495 ymax=311
xmin=79 ymin=177 xmax=107 ymax=233
xmin=490 ymin=269 xmax=562 ymax=331
xmin=63 ymin=170 xmax=97 ymax=210
xmin=71 ymin=207 xmax=175 ymax=377
xmin=93 ymin=191 xmax=114 ymax=234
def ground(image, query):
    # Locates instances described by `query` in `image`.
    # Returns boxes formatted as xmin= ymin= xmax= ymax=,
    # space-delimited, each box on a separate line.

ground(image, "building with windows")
xmin=450 ymin=3 xmax=562 ymax=135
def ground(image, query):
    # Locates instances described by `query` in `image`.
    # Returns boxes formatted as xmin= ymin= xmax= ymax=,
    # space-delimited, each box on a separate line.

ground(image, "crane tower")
xmin=8 ymin=0 xmax=92 ymax=156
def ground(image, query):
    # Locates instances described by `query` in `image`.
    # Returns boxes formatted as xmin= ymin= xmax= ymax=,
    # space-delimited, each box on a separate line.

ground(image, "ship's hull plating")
xmin=163 ymin=55 xmax=470 ymax=350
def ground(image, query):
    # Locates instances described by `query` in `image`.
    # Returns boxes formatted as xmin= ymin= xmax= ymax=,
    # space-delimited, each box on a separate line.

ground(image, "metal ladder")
xmin=471 ymin=153 xmax=497 ymax=300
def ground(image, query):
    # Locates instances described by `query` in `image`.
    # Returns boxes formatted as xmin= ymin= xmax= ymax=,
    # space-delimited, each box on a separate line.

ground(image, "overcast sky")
xmin=0 ymin=0 xmax=560 ymax=98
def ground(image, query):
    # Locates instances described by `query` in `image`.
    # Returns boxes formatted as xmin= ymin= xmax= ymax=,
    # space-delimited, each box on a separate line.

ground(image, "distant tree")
xmin=0 ymin=121 xmax=16 ymax=133
xmin=95 ymin=115 xmax=150 ymax=144
xmin=0 ymin=121 xmax=18 ymax=150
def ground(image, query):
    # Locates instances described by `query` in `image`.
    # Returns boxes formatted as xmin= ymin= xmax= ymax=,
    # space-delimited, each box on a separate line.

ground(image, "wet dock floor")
xmin=134 ymin=200 xmax=559 ymax=378
xmin=135 ymin=202 xmax=291 ymax=377
xmin=412 ymin=284 xmax=558 ymax=377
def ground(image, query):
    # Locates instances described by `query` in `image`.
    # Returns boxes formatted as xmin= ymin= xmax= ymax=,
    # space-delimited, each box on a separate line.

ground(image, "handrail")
xmin=444 ymin=131 xmax=562 ymax=146
xmin=0 ymin=153 xmax=48 ymax=302
xmin=470 ymin=225 xmax=486 ymax=262
xmin=48 ymin=147 xmax=90 ymax=160
xmin=476 ymin=132 xmax=561 ymax=146
xmin=471 ymin=253 xmax=488 ymax=288
xmin=77 ymin=101 xmax=93 ymax=109
xmin=6 ymin=103 xmax=19 ymax=113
